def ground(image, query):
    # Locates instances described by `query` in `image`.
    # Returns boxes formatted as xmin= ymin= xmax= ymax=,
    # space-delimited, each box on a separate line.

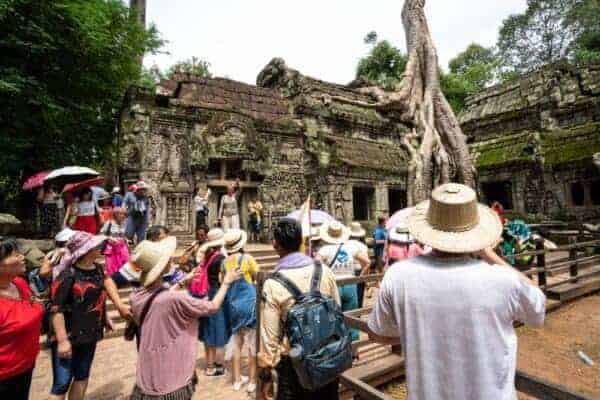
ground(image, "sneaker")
xmin=247 ymin=382 xmax=256 ymax=393
xmin=233 ymin=376 xmax=249 ymax=391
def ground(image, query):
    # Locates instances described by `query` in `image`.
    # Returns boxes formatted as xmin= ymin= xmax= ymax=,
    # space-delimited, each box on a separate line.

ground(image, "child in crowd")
xmin=221 ymin=229 xmax=258 ymax=392
xmin=100 ymin=207 xmax=129 ymax=278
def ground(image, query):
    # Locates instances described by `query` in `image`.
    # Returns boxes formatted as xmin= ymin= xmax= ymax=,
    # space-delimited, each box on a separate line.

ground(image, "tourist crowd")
xmin=0 ymin=183 xmax=546 ymax=400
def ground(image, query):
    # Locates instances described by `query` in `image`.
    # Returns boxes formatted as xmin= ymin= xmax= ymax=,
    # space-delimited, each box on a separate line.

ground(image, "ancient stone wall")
xmin=461 ymin=63 xmax=600 ymax=221
xmin=118 ymin=59 xmax=410 ymax=239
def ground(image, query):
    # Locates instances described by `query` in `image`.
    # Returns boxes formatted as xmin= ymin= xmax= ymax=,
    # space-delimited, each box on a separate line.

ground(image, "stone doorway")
xmin=388 ymin=188 xmax=406 ymax=214
xmin=207 ymin=185 xmax=259 ymax=231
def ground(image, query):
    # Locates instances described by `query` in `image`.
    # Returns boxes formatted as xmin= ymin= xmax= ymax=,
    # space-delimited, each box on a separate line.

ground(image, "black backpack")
xmin=270 ymin=262 xmax=353 ymax=391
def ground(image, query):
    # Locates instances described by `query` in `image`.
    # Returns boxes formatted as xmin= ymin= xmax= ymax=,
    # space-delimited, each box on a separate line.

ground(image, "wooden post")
xmin=536 ymin=237 xmax=547 ymax=288
xmin=568 ymin=236 xmax=579 ymax=283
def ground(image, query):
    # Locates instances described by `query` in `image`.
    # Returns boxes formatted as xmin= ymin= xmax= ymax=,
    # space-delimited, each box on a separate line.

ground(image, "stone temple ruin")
xmin=462 ymin=63 xmax=600 ymax=221
xmin=118 ymin=59 xmax=410 ymax=240
xmin=117 ymin=60 xmax=600 ymax=238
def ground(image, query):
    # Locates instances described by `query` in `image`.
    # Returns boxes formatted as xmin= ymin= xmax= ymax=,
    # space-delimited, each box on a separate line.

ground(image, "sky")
xmin=142 ymin=0 xmax=527 ymax=85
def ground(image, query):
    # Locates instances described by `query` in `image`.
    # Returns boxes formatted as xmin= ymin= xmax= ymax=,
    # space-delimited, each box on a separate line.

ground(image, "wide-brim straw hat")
xmin=130 ymin=236 xmax=177 ymax=287
xmin=198 ymin=228 xmax=225 ymax=253
xmin=349 ymin=222 xmax=366 ymax=238
xmin=224 ymin=229 xmax=248 ymax=253
xmin=389 ymin=222 xmax=415 ymax=244
xmin=320 ymin=221 xmax=351 ymax=245
xmin=407 ymin=183 xmax=502 ymax=254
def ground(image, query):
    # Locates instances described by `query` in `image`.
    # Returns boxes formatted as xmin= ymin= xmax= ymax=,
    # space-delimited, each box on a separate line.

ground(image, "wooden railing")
xmin=514 ymin=238 xmax=600 ymax=294
xmin=254 ymin=235 xmax=600 ymax=400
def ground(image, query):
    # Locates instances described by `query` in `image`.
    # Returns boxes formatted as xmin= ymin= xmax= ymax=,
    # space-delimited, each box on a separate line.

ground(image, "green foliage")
xmin=442 ymin=44 xmax=498 ymax=113
xmin=497 ymin=0 xmax=577 ymax=76
xmin=166 ymin=56 xmax=212 ymax=79
xmin=356 ymin=32 xmax=408 ymax=90
xmin=137 ymin=57 xmax=212 ymax=89
xmin=0 ymin=0 xmax=162 ymax=212
xmin=568 ymin=0 xmax=600 ymax=63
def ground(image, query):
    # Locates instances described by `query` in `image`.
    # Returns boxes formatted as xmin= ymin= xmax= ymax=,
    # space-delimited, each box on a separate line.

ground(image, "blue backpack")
xmin=271 ymin=262 xmax=353 ymax=391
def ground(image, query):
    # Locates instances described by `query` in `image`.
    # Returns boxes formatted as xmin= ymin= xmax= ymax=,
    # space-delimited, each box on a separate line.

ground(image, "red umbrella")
xmin=22 ymin=171 xmax=51 ymax=191
xmin=62 ymin=176 xmax=105 ymax=193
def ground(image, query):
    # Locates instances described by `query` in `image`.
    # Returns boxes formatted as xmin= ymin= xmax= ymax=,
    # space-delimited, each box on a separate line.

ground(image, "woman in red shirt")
xmin=0 ymin=238 xmax=44 ymax=400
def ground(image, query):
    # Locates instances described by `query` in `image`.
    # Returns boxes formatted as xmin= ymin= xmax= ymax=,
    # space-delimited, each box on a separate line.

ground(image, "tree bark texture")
xmin=333 ymin=0 xmax=475 ymax=204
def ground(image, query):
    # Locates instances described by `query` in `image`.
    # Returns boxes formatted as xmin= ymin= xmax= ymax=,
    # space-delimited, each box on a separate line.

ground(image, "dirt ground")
xmin=516 ymin=293 xmax=600 ymax=398
xmin=383 ymin=293 xmax=600 ymax=399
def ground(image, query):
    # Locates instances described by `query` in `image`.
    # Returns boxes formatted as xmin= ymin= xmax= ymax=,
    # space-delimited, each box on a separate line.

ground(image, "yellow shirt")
xmin=223 ymin=253 xmax=259 ymax=284
xmin=257 ymin=264 xmax=341 ymax=368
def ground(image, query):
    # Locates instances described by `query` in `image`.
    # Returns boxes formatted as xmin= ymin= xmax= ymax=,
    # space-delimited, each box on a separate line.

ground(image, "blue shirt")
xmin=373 ymin=226 xmax=388 ymax=256
xmin=112 ymin=194 xmax=123 ymax=207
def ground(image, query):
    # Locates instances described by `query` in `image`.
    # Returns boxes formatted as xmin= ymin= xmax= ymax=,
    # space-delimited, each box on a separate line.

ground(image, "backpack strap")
xmin=271 ymin=272 xmax=304 ymax=301
xmin=310 ymin=261 xmax=322 ymax=294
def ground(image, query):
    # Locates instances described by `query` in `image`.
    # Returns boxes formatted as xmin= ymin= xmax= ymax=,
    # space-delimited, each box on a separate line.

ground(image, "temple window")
xmin=481 ymin=181 xmax=514 ymax=210
xmin=353 ymin=187 xmax=375 ymax=221
xmin=225 ymin=159 xmax=243 ymax=180
xmin=207 ymin=159 xmax=221 ymax=179
xmin=570 ymin=181 xmax=585 ymax=206
xmin=388 ymin=188 xmax=406 ymax=214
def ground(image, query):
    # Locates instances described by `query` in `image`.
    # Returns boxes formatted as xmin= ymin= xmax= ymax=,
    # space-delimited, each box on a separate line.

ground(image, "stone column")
xmin=375 ymin=183 xmax=389 ymax=218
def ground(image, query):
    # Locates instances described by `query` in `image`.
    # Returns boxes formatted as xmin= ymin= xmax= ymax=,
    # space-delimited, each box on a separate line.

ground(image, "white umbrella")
xmin=45 ymin=166 xmax=99 ymax=182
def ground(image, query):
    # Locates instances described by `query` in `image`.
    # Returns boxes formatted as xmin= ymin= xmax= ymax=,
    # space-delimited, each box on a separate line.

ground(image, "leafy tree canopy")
xmin=0 ymin=0 xmax=162 ymax=211
xmin=355 ymin=32 xmax=497 ymax=113
xmin=138 ymin=57 xmax=212 ymax=89
xmin=568 ymin=0 xmax=600 ymax=63
xmin=496 ymin=0 xmax=600 ymax=76
xmin=356 ymin=31 xmax=408 ymax=90
xmin=442 ymin=43 xmax=498 ymax=112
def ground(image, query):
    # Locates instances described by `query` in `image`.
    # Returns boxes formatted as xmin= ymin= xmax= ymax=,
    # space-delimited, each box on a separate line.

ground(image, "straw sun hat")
xmin=320 ymin=221 xmax=351 ymax=245
xmin=407 ymin=183 xmax=502 ymax=254
xmin=389 ymin=222 xmax=415 ymax=244
xmin=224 ymin=229 xmax=248 ymax=253
xmin=198 ymin=228 xmax=225 ymax=253
xmin=349 ymin=222 xmax=366 ymax=238
xmin=130 ymin=236 xmax=177 ymax=287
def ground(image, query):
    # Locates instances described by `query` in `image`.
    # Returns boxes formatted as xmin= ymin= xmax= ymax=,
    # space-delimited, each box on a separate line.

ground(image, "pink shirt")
xmin=130 ymin=286 xmax=217 ymax=396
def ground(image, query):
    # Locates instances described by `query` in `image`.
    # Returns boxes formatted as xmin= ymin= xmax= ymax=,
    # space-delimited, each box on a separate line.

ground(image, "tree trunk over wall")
xmin=333 ymin=0 xmax=475 ymax=205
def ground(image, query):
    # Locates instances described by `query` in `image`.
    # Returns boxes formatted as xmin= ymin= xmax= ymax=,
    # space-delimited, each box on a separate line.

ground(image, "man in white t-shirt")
xmin=367 ymin=184 xmax=546 ymax=400
xmin=317 ymin=221 xmax=369 ymax=342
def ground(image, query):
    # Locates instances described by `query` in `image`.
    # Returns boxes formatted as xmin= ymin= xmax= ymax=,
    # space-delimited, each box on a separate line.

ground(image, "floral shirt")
xmin=50 ymin=264 xmax=106 ymax=345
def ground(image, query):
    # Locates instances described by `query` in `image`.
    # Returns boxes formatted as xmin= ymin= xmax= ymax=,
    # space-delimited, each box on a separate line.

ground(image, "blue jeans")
xmin=50 ymin=341 xmax=97 ymax=395
xmin=338 ymin=284 xmax=359 ymax=341
xmin=125 ymin=216 xmax=148 ymax=243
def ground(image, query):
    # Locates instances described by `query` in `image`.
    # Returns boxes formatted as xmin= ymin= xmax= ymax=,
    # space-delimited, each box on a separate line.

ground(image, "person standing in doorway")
xmin=218 ymin=179 xmax=241 ymax=231
xmin=125 ymin=181 xmax=150 ymax=245
xmin=367 ymin=183 xmax=546 ymax=400
xmin=247 ymin=195 xmax=263 ymax=243
xmin=194 ymin=188 xmax=211 ymax=229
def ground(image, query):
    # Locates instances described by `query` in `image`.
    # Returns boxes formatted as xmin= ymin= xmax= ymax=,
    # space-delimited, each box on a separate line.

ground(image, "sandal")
xmin=205 ymin=363 xmax=225 ymax=377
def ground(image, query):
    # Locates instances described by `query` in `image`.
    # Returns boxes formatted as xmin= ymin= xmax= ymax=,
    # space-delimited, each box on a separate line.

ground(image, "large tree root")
xmin=332 ymin=0 xmax=475 ymax=204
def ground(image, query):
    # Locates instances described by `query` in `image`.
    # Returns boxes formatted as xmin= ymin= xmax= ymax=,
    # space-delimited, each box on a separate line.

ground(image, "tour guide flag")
xmin=298 ymin=196 xmax=311 ymax=255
